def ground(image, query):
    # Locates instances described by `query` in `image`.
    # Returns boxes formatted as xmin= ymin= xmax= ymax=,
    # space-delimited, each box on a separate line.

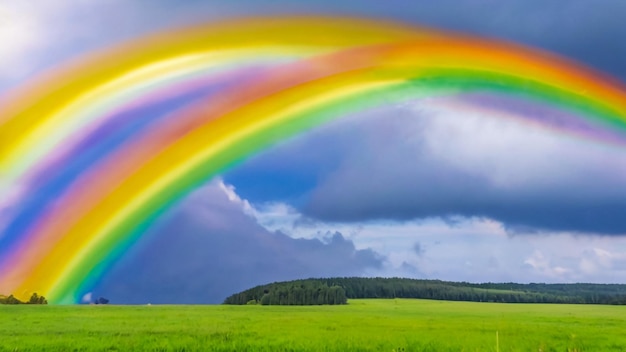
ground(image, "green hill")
xmin=224 ymin=277 xmax=626 ymax=305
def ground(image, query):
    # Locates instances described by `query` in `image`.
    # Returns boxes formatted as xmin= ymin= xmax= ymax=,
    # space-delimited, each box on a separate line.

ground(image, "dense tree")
xmin=28 ymin=293 xmax=48 ymax=305
xmin=224 ymin=278 xmax=626 ymax=305
xmin=96 ymin=297 xmax=110 ymax=305
xmin=225 ymin=282 xmax=347 ymax=305
xmin=0 ymin=293 xmax=47 ymax=305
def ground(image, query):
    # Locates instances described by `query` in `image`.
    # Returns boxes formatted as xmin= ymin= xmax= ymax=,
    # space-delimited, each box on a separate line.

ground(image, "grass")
xmin=1 ymin=299 xmax=625 ymax=351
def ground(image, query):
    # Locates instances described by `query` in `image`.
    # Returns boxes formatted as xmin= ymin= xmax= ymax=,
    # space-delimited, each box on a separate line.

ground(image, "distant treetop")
xmin=0 ymin=292 xmax=47 ymax=305
xmin=224 ymin=277 xmax=626 ymax=305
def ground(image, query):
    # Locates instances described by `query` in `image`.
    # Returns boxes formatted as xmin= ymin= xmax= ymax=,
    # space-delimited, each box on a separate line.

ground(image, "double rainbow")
xmin=0 ymin=16 xmax=624 ymax=303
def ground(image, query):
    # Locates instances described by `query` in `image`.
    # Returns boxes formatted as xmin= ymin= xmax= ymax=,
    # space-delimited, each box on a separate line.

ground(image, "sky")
xmin=2 ymin=0 xmax=626 ymax=303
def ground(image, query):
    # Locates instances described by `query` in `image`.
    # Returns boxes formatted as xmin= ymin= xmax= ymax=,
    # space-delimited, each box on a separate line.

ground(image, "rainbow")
xmin=0 ymin=16 xmax=624 ymax=304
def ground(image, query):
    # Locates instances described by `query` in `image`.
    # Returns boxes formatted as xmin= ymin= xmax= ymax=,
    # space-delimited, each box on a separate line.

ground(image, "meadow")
xmin=1 ymin=299 xmax=625 ymax=351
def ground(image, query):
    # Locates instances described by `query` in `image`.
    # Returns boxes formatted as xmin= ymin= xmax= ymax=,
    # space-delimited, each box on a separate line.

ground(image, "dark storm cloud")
xmin=104 ymin=1 xmax=625 ymax=85
xmin=301 ymin=106 xmax=626 ymax=234
xmin=176 ymin=0 xmax=626 ymax=83
xmin=228 ymin=101 xmax=626 ymax=235
xmin=305 ymin=168 xmax=626 ymax=235
xmin=91 ymin=182 xmax=384 ymax=304
xmin=381 ymin=0 xmax=626 ymax=82
xmin=404 ymin=1 xmax=626 ymax=83
xmin=413 ymin=242 xmax=424 ymax=257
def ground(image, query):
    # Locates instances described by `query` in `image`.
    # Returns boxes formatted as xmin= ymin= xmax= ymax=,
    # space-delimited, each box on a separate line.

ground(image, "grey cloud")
xmin=91 ymin=182 xmax=384 ymax=304
xmin=292 ymin=215 xmax=322 ymax=229
xmin=230 ymin=100 xmax=626 ymax=235
xmin=487 ymin=256 xmax=499 ymax=269
xmin=386 ymin=0 xmax=626 ymax=83
xmin=246 ymin=0 xmax=622 ymax=83
xmin=413 ymin=242 xmax=424 ymax=257
xmin=302 ymin=103 xmax=626 ymax=234
xmin=5 ymin=0 xmax=624 ymax=92
xmin=203 ymin=0 xmax=626 ymax=83
xmin=303 ymin=107 xmax=626 ymax=233
xmin=399 ymin=261 xmax=421 ymax=277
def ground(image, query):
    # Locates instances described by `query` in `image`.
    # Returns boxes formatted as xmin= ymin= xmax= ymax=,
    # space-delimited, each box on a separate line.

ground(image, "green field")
xmin=1 ymin=299 xmax=625 ymax=351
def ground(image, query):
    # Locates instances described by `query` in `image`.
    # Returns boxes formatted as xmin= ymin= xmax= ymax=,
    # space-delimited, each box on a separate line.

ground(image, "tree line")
xmin=0 ymin=292 xmax=48 ymax=305
xmin=224 ymin=281 xmax=347 ymax=305
xmin=224 ymin=277 xmax=626 ymax=305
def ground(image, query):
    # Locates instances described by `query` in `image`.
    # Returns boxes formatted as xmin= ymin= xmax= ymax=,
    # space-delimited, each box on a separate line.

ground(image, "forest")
xmin=0 ymin=293 xmax=47 ymax=305
xmin=225 ymin=280 xmax=347 ymax=305
xmin=223 ymin=277 xmax=626 ymax=305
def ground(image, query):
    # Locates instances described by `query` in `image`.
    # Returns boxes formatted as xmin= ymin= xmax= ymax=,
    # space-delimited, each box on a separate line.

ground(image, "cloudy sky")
xmin=2 ymin=0 xmax=626 ymax=303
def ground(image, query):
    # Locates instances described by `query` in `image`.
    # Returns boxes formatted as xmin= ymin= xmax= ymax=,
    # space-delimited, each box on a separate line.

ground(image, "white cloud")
xmin=218 ymin=180 xmax=255 ymax=215
xmin=577 ymin=247 xmax=626 ymax=277
xmin=249 ymin=196 xmax=626 ymax=284
xmin=81 ymin=291 xmax=92 ymax=303
xmin=0 ymin=0 xmax=180 ymax=90
xmin=0 ymin=1 xmax=47 ymax=82
xmin=523 ymin=250 xmax=573 ymax=279
xmin=418 ymin=98 xmax=626 ymax=194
